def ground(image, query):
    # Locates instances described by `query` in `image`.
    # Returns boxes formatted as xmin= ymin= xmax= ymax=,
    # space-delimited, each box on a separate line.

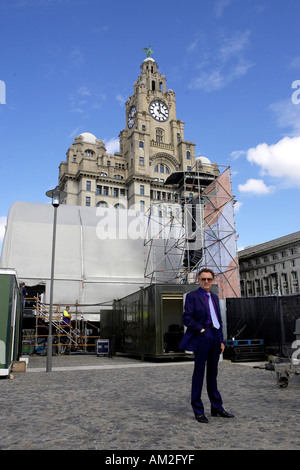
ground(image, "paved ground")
xmin=0 ymin=354 xmax=299 ymax=452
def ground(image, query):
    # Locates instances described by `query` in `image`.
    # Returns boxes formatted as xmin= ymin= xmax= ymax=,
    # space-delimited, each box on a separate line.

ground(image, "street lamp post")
xmin=45 ymin=186 xmax=67 ymax=372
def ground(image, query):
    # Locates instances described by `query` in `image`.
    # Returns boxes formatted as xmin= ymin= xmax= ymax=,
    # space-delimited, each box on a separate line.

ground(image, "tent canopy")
xmin=0 ymin=202 xmax=147 ymax=313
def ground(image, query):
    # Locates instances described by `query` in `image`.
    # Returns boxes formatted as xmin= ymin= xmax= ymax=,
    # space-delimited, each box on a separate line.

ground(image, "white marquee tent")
xmin=0 ymin=202 xmax=152 ymax=317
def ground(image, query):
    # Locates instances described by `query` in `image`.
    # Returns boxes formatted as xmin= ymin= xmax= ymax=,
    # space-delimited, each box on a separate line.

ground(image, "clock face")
xmin=127 ymin=105 xmax=137 ymax=129
xmin=149 ymin=100 xmax=169 ymax=122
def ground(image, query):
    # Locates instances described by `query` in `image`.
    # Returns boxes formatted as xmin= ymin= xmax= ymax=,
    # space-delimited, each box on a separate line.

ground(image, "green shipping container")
xmin=0 ymin=269 xmax=22 ymax=377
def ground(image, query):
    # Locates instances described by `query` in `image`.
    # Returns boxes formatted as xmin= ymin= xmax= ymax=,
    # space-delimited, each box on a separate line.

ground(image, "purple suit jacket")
xmin=179 ymin=287 xmax=224 ymax=351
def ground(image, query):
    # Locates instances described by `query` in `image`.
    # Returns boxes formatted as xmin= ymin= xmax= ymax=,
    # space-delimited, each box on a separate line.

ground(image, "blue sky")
xmin=0 ymin=0 xmax=299 ymax=254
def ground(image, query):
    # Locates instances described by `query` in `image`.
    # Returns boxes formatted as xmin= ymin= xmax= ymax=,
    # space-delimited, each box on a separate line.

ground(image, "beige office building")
xmin=238 ymin=232 xmax=300 ymax=296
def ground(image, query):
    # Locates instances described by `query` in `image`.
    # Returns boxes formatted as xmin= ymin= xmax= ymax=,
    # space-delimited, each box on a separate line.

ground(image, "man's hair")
xmin=197 ymin=268 xmax=215 ymax=279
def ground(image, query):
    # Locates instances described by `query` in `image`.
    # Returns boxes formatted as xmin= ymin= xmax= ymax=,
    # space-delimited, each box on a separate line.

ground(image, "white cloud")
xmin=234 ymin=201 xmax=243 ymax=213
xmin=214 ymin=0 xmax=232 ymax=18
xmin=289 ymin=56 xmax=300 ymax=70
xmin=68 ymin=87 xmax=106 ymax=116
xmin=104 ymin=137 xmax=119 ymax=154
xmin=219 ymin=30 xmax=251 ymax=62
xmin=230 ymin=149 xmax=246 ymax=160
xmin=188 ymin=30 xmax=253 ymax=92
xmin=187 ymin=38 xmax=200 ymax=54
xmin=115 ymin=94 xmax=126 ymax=107
xmin=0 ymin=216 xmax=7 ymax=244
xmin=238 ymin=179 xmax=274 ymax=195
xmin=77 ymin=86 xmax=92 ymax=96
xmin=247 ymin=136 xmax=300 ymax=188
xmin=269 ymin=99 xmax=300 ymax=136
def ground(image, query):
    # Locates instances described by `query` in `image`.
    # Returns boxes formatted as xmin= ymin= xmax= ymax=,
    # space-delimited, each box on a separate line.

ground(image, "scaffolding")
xmin=144 ymin=164 xmax=240 ymax=298
xmin=22 ymin=297 xmax=101 ymax=355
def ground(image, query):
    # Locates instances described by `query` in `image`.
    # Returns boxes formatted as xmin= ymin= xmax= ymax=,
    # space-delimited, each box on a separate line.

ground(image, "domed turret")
xmin=77 ymin=132 xmax=98 ymax=144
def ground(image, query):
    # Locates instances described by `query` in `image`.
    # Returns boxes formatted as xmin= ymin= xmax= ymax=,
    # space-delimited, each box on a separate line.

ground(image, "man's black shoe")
xmin=195 ymin=414 xmax=209 ymax=423
xmin=211 ymin=409 xmax=234 ymax=418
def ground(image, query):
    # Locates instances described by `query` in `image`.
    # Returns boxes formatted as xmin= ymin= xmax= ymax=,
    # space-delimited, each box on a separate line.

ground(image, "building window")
xmin=156 ymin=128 xmax=163 ymax=143
xmin=140 ymin=185 xmax=144 ymax=195
xmin=120 ymin=189 xmax=126 ymax=197
xmin=177 ymin=133 xmax=180 ymax=142
xmin=115 ymin=203 xmax=125 ymax=209
xmin=96 ymin=201 xmax=108 ymax=207
xmin=142 ymin=125 xmax=146 ymax=131
xmin=140 ymin=201 xmax=145 ymax=212
xmin=154 ymin=163 xmax=170 ymax=174
xmin=86 ymin=181 xmax=91 ymax=191
xmin=139 ymin=157 xmax=144 ymax=165
xmin=113 ymin=188 xmax=118 ymax=197
xmin=187 ymin=151 xmax=191 ymax=159
xmin=292 ymin=271 xmax=298 ymax=281
xmin=103 ymin=186 xmax=108 ymax=196
xmin=86 ymin=197 xmax=91 ymax=207
xmin=107 ymin=160 xmax=110 ymax=167
xmin=96 ymin=185 xmax=101 ymax=195
xmin=85 ymin=149 xmax=94 ymax=157
xmin=139 ymin=141 xmax=144 ymax=149
xmin=73 ymin=156 xmax=76 ymax=162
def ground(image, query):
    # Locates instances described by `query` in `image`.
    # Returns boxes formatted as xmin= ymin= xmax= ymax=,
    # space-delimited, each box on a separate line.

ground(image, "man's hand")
xmin=221 ymin=343 xmax=225 ymax=353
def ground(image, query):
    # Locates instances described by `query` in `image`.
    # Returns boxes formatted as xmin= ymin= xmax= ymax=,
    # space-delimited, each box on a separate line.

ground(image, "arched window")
xmin=96 ymin=201 xmax=108 ymax=207
xmin=85 ymin=149 xmax=94 ymax=157
xmin=114 ymin=203 xmax=126 ymax=209
xmin=155 ymin=163 xmax=170 ymax=174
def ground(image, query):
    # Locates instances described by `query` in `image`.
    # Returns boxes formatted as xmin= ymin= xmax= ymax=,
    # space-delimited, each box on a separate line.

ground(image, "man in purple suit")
xmin=180 ymin=268 xmax=234 ymax=423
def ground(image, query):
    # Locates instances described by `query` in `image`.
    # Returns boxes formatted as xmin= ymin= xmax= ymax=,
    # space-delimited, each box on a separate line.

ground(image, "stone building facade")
xmin=238 ymin=232 xmax=300 ymax=296
xmin=58 ymin=55 xmax=219 ymax=215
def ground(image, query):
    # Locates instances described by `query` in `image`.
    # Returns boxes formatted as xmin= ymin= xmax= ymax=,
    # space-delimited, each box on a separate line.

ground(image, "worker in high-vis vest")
xmin=62 ymin=306 xmax=71 ymax=333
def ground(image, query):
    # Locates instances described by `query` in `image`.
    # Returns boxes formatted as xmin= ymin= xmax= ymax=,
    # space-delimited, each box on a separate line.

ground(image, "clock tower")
xmin=59 ymin=51 xmax=219 ymax=213
xmin=119 ymin=53 xmax=196 ymax=210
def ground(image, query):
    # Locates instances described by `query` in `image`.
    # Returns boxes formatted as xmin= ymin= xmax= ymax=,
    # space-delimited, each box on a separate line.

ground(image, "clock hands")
xmin=159 ymin=103 xmax=168 ymax=118
xmin=149 ymin=100 xmax=169 ymax=121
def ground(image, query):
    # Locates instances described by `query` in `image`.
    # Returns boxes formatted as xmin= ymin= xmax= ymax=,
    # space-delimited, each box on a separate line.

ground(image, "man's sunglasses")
xmin=200 ymin=278 xmax=213 ymax=282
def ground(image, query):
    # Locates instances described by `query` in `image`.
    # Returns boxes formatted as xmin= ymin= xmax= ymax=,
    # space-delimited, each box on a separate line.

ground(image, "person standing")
xmin=179 ymin=268 xmax=234 ymax=423
xmin=62 ymin=306 xmax=71 ymax=341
